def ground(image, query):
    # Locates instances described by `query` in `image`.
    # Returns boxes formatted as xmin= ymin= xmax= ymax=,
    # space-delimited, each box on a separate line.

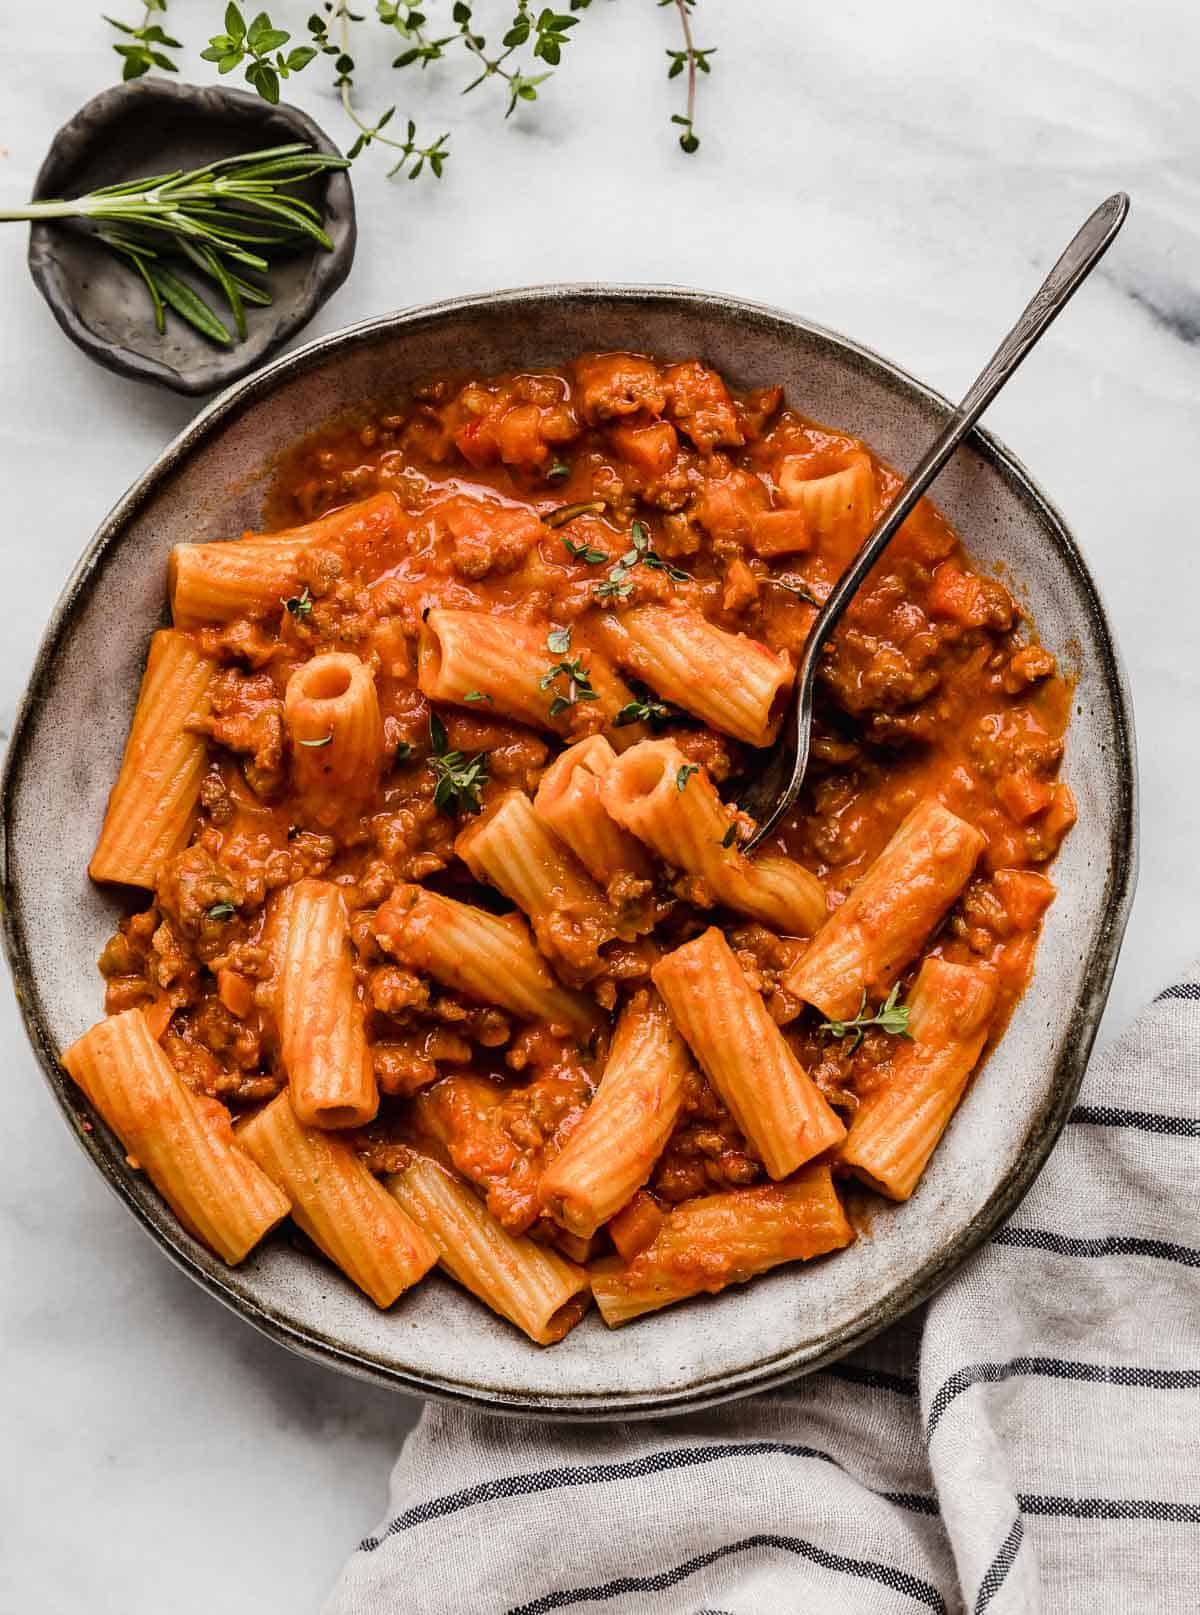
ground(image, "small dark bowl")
xmin=27 ymin=78 xmax=356 ymax=396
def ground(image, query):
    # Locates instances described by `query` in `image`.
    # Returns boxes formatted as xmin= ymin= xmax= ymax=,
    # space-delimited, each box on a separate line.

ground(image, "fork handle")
xmin=800 ymin=191 xmax=1129 ymax=681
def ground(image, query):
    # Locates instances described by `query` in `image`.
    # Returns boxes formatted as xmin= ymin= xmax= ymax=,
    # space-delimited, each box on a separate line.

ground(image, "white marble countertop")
xmin=3 ymin=1 xmax=1197 ymax=1609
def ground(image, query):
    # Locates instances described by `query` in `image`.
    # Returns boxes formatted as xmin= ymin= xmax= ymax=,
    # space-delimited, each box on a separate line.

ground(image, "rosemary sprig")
xmin=0 ymin=143 xmax=350 ymax=347
xmin=819 ymin=985 xmax=913 ymax=1055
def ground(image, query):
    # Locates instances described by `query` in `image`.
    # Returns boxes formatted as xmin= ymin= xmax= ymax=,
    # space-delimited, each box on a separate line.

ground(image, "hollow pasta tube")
xmin=62 ymin=1010 xmax=289 ymax=1265
xmin=238 ymin=1092 xmax=437 ymax=1307
xmin=387 ymin=1155 xmax=590 ymax=1344
xmin=89 ymin=629 xmax=216 ymax=890
xmin=284 ymin=651 xmax=384 ymax=828
xmin=653 ymin=927 xmax=845 ymax=1179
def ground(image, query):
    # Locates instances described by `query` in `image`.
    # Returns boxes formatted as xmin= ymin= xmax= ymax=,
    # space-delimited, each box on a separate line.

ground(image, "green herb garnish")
xmin=546 ymin=626 xmax=572 ymax=656
xmin=427 ymin=713 xmax=489 ymax=814
xmin=676 ymin=763 xmax=699 ymax=791
xmin=298 ymin=733 xmax=334 ymax=748
xmin=819 ymin=984 xmax=913 ymax=1055
xmin=547 ymin=460 xmax=570 ymax=481
xmin=562 ymin=535 xmax=608 ymax=565
xmin=463 ymin=690 xmax=492 ymax=703
xmin=284 ymin=586 xmax=313 ymax=619
xmin=206 ymin=900 xmax=236 ymax=922
xmin=395 ymin=740 xmax=414 ymax=762
xmin=595 ymin=519 xmax=690 ymax=601
xmin=0 ymin=142 xmax=349 ymax=348
xmin=614 ymin=694 xmax=676 ymax=728
xmin=539 ymin=653 xmax=601 ymax=719
xmin=720 ymin=823 xmax=738 ymax=848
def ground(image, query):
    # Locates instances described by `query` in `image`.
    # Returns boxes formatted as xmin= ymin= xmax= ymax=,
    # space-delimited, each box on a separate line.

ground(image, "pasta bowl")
xmin=0 ymin=287 xmax=1136 ymax=1418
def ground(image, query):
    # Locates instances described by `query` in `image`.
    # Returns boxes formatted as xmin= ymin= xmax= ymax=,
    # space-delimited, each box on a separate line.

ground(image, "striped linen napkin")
xmin=325 ymin=967 xmax=1200 ymax=1615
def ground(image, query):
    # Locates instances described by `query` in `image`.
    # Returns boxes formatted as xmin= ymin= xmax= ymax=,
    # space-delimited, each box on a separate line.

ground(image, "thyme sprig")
xmin=0 ymin=143 xmax=349 ymax=347
xmin=427 ymin=712 xmax=489 ymax=813
xmin=539 ymin=627 xmax=600 ymax=718
xmin=105 ymin=0 xmax=182 ymax=79
xmin=104 ymin=0 xmax=716 ymax=176
xmin=660 ymin=0 xmax=715 ymax=153
xmin=595 ymin=520 xmax=690 ymax=601
xmin=819 ymin=984 xmax=913 ymax=1055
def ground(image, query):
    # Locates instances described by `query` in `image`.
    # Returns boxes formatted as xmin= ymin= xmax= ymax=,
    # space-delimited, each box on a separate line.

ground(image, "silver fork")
xmin=739 ymin=192 xmax=1129 ymax=851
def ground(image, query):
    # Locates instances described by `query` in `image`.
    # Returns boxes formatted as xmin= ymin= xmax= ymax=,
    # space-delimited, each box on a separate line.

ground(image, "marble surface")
xmin=2 ymin=1 xmax=1197 ymax=1609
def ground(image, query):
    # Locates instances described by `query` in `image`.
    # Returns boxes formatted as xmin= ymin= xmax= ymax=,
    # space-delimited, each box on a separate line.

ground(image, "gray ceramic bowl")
xmin=0 ymin=288 xmax=1136 ymax=1419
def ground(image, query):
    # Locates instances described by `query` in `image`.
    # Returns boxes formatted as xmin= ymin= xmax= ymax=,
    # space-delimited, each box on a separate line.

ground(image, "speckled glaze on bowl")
xmin=27 ymin=78 xmax=355 ymax=396
xmin=0 ymin=288 xmax=1137 ymax=1419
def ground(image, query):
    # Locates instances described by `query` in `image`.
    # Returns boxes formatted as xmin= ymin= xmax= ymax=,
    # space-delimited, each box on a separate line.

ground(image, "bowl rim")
xmin=0 ymin=285 xmax=1139 ymax=1417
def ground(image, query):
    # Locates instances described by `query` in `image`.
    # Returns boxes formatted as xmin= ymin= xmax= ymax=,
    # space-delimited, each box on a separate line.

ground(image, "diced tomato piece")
xmin=996 ymin=768 xmax=1053 ymax=823
xmin=610 ymin=420 xmax=678 ymax=479
xmin=993 ymin=869 xmax=1056 ymax=930
xmin=141 ymin=997 xmax=174 ymax=1041
xmin=693 ymin=471 xmax=768 ymax=539
xmin=217 ymin=968 xmax=255 ymax=1020
xmin=454 ymin=416 xmax=500 ymax=469
xmin=497 ymin=402 xmax=549 ymax=468
xmin=748 ymin=508 xmax=811 ymax=557
xmin=609 ymin=1190 xmax=665 ymax=1262
xmin=722 ymin=557 xmax=759 ymax=612
xmin=928 ymin=562 xmax=988 ymax=626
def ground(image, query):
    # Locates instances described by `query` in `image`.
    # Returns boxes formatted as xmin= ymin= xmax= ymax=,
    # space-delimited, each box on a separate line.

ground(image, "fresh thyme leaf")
xmin=427 ymin=710 xmax=489 ymax=813
xmin=720 ymin=823 xmax=737 ymax=848
xmin=298 ymin=733 xmax=334 ymax=748
xmin=395 ymin=740 xmax=414 ymax=762
xmin=547 ymin=459 xmax=570 ymax=481
xmin=543 ymin=499 xmax=607 ymax=529
xmin=593 ymin=518 xmax=690 ymax=600
xmin=613 ymin=693 xmax=676 ymax=728
xmin=539 ymin=653 xmax=600 ymax=717
xmin=819 ymin=984 xmax=913 ymax=1055
xmin=676 ymin=763 xmax=699 ymax=791
xmin=206 ymin=900 xmax=236 ymax=922
xmin=284 ymin=585 xmax=313 ymax=618
xmin=547 ymin=625 xmax=572 ymax=656
xmin=463 ymin=689 xmax=492 ymax=703
xmin=562 ymin=536 xmax=608 ymax=565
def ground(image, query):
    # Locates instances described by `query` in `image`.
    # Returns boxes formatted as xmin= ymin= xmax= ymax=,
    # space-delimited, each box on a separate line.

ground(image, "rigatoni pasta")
xmin=374 ymin=884 xmax=602 ymax=1037
xmin=841 ymin=958 xmax=999 ymax=1200
xmin=89 ymin=629 xmax=215 ymax=889
xmin=83 ymin=347 xmax=1075 ymax=1343
xmin=539 ymin=989 xmax=692 ymax=1238
xmin=455 ymin=788 xmax=619 ymax=979
xmin=270 ymin=879 xmax=378 ymax=1129
xmin=62 ymin=1010 xmax=288 ymax=1265
xmin=533 ymin=735 xmax=657 ymax=911
xmin=600 ymin=737 xmax=826 ymax=936
xmin=284 ymin=651 xmax=384 ymax=827
xmin=419 ymin=609 xmax=634 ymax=735
xmin=597 ymin=605 xmax=793 ymax=746
xmin=653 ymin=928 xmax=846 ymax=1179
xmin=238 ymin=1092 xmax=437 ymax=1307
xmin=783 ymin=798 xmax=987 ymax=1020
xmin=388 ymin=1155 xmax=590 ymax=1344
xmin=591 ymin=1166 xmax=853 ymax=1326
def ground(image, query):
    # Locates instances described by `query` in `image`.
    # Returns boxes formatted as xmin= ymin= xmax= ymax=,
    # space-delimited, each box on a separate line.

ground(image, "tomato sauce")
xmin=100 ymin=352 xmax=1074 ymax=1242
